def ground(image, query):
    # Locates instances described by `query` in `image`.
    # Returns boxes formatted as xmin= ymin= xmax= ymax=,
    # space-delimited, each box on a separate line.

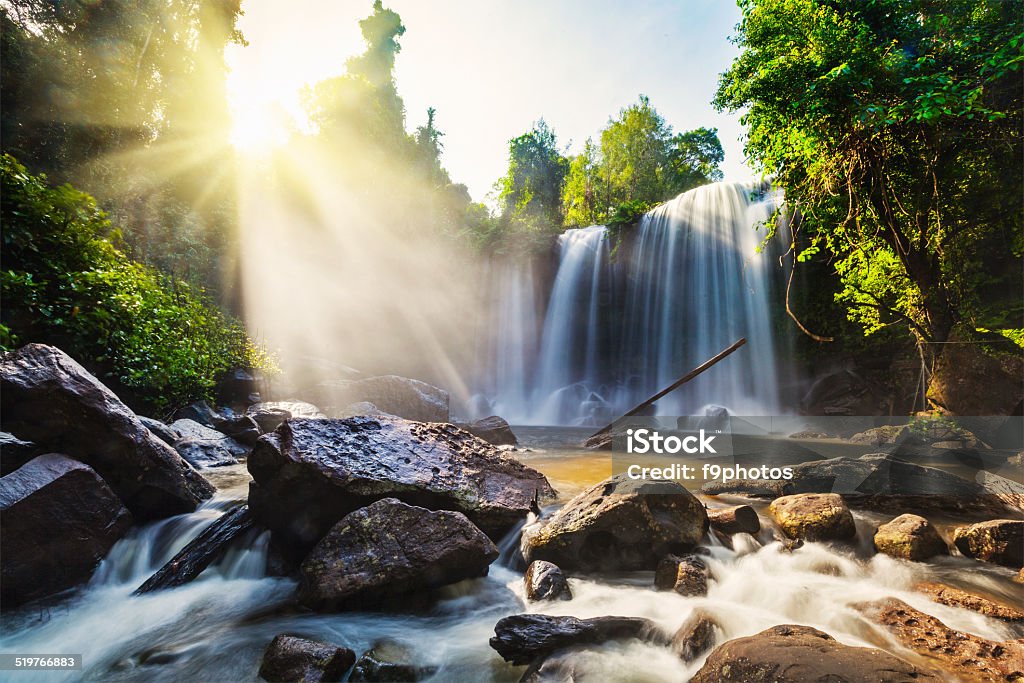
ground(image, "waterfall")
xmin=477 ymin=180 xmax=788 ymax=425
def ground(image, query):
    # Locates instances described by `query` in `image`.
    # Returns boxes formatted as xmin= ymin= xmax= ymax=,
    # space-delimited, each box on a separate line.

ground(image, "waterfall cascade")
xmin=476 ymin=180 xmax=789 ymax=426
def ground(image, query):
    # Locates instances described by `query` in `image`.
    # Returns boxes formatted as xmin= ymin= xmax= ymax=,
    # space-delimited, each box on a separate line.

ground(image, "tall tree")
xmin=498 ymin=119 xmax=568 ymax=227
xmin=715 ymin=0 xmax=1023 ymax=352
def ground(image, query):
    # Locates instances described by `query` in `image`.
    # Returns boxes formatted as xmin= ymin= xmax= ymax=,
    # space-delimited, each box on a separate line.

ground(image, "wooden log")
xmin=133 ymin=504 xmax=254 ymax=595
xmin=706 ymin=505 xmax=760 ymax=535
xmin=588 ymin=338 xmax=747 ymax=440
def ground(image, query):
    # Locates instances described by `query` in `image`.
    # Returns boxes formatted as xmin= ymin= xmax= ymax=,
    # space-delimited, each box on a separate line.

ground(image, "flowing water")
xmin=3 ymin=430 xmax=1021 ymax=682
xmin=473 ymin=181 xmax=791 ymax=426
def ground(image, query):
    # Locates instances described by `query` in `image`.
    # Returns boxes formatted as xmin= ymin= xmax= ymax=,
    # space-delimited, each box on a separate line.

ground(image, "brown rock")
xmin=953 ymin=519 xmax=1024 ymax=568
xmin=671 ymin=610 xmax=718 ymax=663
xmin=524 ymin=560 xmax=572 ymax=602
xmin=248 ymin=416 xmax=554 ymax=557
xmin=927 ymin=331 xmax=1024 ymax=416
xmin=707 ymin=505 xmax=760 ymax=535
xmin=0 ymin=344 xmax=213 ymax=519
xmin=311 ymin=375 xmax=449 ymax=422
xmin=463 ymin=415 xmax=518 ymax=446
xmin=863 ymin=598 xmax=1024 ymax=682
xmin=298 ymin=498 xmax=498 ymax=611
xmin=654 ymin=554 xmax=709 ymax=596
xmin=873 ymin=514 xmax=948 ymax=561
xmin=522 ymin=474 xmax=708 ymax=572
xmin=690 ymin=624 xmax=939 ymax=682
xmin=258 ymin=634 xmax=355 ymax=683
xmin=769 ymin=493 xmax=856 ymax=542
xmin=915 ymin=582 xmax=1024 ymax=621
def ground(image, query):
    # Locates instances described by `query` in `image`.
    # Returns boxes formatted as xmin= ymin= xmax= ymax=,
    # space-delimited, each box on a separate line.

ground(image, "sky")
xmin=225 ymin=0 xmax=755 ymax=203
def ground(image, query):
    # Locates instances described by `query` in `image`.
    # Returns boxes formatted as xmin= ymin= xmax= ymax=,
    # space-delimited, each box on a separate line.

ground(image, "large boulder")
xmin=311 ymin=375 xmax=449 ymax=422
xmin=248 ymin=416 xmax=554 ymax=556
xmin=524 ymin=560 xmax=572 ymax=602
xmin=462 ymin=416 xmax=518 ymax=447
xmin=0 ymin=344 xmax=213 ymax=519
xmin=1 ymin=454 xmax=132 ymax=607
xmin=522 ymin=474 xmax=708 ymax=572
xmin=489 ymin=614 xmax=667 ymax=666
xmin=297 ymin=498 xmax=498 ymax=611
xmin=690 ymin=624 xmax=939 ymax=683
xmin=703 ymin=453 xmax=1023 ymax=516
xmin=170 ymin=418 xmax=248 ymax=468
xmin=258 ymin=634 xmax=355 ymax=683
xmin=873 ymin=514 xmax=947 ymax=561
xmin=863 ymin=598 xmax=1024 ymax=682
xmin=927 ymin=331 xmax=1024 ymax=416
xmin=914 ymin=581 xmax=1024 ymax=621
xmin=769 ymin=493 xmax=856 ymax=542
xmin=952 ymin=519 xmax=1024 ymax=568
xmin=137 ymin=416 xmax=180 ymax=447
xmin=0 ymin=431 xmax=41 ymax=476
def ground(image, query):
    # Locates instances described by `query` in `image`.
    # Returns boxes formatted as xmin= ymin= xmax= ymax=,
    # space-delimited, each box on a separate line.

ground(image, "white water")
xmin=3 ymin=459 xmax=1020 ymax=682
xmin=474 ymin=181 xmax=790 ymax=426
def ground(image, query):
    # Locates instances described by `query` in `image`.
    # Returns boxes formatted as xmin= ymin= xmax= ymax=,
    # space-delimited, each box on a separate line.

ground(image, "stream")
xmin=1 ymin=428 xmax=1021 ymax=682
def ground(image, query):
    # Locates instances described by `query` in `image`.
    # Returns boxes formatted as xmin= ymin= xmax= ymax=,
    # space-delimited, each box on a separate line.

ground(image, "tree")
xmin=498 ymin=119 xmax=568 ymax=227
xmin=715 ymin=0 xmax=1023 ymax=352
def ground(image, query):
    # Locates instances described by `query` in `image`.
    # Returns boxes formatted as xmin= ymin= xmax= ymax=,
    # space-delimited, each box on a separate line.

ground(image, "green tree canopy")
xmin=715 ymin=0 xmax=1023 ymax=349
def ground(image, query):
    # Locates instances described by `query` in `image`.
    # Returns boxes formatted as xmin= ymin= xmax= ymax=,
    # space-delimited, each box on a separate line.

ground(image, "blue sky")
xmin=227 ymin=0 xmax=754 ymax=202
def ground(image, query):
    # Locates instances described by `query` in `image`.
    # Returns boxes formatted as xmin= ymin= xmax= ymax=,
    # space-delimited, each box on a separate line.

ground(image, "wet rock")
xmin=927 ymin=330 xmax=1024 ymax=416
xmin=217 ymin=368 xmax=259 ymax=407
xmin=873 ymin=513 xmax=948 ymax=561
xmin=170 ymin=418 xmax=247 ymax=468
xmin=247 ymin=400 xmax=327 ymax=435
xmin=463 ymin=416 xmax=518 ymax=447
xmin=706 ymin=505 xmax=760 ymax=536
xmin=863 ymin=598 xmax=1024 ymax=682
xmin=311 ymin=375 xmax=449 ymax=422
xmin=690 ymin=623 xmax=940 ymax=683
xmin=517 ymin=649 xmax=585 ymax=683
xmin=248 ymin=416 xmax=554 ymax=557
xmin=769 ymin=493 xmax=856 ymax=542
xmin=1 ymin=454 xmax=132 ymax=608
xmin=914 ymin=581 xmax=1024 ymax=621
xmin=489 ymin=614 xmax=668 ymax=666
xmin=217 ymin=414 xmax=262 ymax=447
xmin=173 ymin=400 xmax=225 ymax=429
xmin=524 ymin=560 xmax=572 ymax=602
xmin=522 ymin=474 xmax=708 ymax=572
xmin=258 ymin=634 xmax=355 ymax=683
xmin=137 ymin=416 xmax=180 ymax=447
xmin=953 ymin=519 xmax=1024 ymax=568
xmin=655 ymin=554 xmax=709 ymax=596
xmin=0 ymin=431 xmax=41 ymax=476
xmin=0 ymin=344 xmax=213 ymax=519
xmin=349 ymin=641 xmax=436 ymax=682
xmin=671 ymin=610 xmax=719 ymax=663
xmin=298 ymin=498 xmax=498 ymax=611
xmin=134 ymin=505 xmax=255 ymax=594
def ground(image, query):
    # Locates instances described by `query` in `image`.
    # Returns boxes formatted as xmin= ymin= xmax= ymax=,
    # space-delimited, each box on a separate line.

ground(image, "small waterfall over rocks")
xmin=474 ymin=180 xmax=789 ymax=426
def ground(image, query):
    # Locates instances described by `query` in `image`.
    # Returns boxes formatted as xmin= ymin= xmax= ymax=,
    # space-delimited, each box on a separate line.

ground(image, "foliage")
xmin=0 ymin=155 xmax=274 ymax=411
xmin=715 ymin=0 xmax=1023 ymax=350
xmin=561 ymin=96 xmax=725 ymax=226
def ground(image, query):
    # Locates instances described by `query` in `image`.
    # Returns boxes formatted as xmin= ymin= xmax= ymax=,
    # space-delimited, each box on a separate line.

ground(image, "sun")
xmin=228 ymin=98 xmax=293 ymax=154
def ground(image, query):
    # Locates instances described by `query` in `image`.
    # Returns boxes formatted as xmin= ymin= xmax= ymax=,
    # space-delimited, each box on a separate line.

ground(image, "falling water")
xmin=478 ymin=180 xmax=788 ymax=425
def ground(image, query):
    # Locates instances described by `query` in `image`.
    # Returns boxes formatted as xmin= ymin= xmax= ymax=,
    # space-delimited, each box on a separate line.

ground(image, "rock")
xmin=297 ymin=498 xmax=498 ymax=611
xmin=246 ymin=401 xmax=325 ymax=434
xmin=134 ymin=505 xmax=255 ymax=594
xmin=706 ymin=505 xmax=760 ymax=535
xmin=953 ymin=519 xmax=1024 ymax=568
xmin=522 ymin=474 xmax=708 ymax=572
xmin=800 ymin=369 xmax=878 ymax=416
xmin=517 ymin=650 xmax=585 ymax=683
xmin=1015 ymin=567 xmax=1024 ymax=584
xmin=248 ymin=416 xmax=554 ymax=557
xmin=1 ymin=454 xmax=132 ymax=608
xmin=248 ymin=408 xmax=293 ymax=434
xmin=769 ymin=493 xmax=856 ymax=542
xmin=217 ymin=368 xmax=259 ymax=407
xmin=863 ymin=598 xmax=1024 ymax=682
xmin=349 ymin=641 xmax=435 ymax=682
xmin=703 ymin=452 xmax=1023 ymax=516
xmin=137 ymin=416 xmax=180 ymax=447
xmin=655 ymin=554 xmax=709 ymax=596
xmin=914 ymin=581 xmax=1024 ymax=621
xmin=0 ymin=431 xmax=41 ymax=476
xmin=849 ymin=424 xmax=908 ymax=446
xmin=928 ymin=331 xmax=1024 ymax=416
xmin=311 ymin=375 xmax=449 ymax=422
xmin=173 ymin=400 xmax=225 ymax=429
xmin=335 ymin=401 xmax=388 ymax=418
xmin=690 ymin=624 xmax=939 ymax=683
xmin=258 ymin=634 xmax=355 ymax=683
xmin=489 ymin=614 xmax=668 ymax=666
xmin=671 ymin=610 xmax=719 ymax=663
xmin=0 ymin=344 xmax=213 ymax=519
xmin=873 ymin=514 xmax=948 ymax=561
xmin=217 ymin=415 xmax=262 ymax=447
xmin=524 ymin=560 xmax=572 ymax=602
xmin=170 ymin=418 xmax=247 ymax=468
xmin=463 ymin=416 xmax=518 ymax=447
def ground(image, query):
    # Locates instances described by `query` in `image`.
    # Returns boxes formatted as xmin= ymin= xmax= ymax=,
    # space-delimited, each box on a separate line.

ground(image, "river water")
xmin=2 ymin=429 xmax=1021 ymax=682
